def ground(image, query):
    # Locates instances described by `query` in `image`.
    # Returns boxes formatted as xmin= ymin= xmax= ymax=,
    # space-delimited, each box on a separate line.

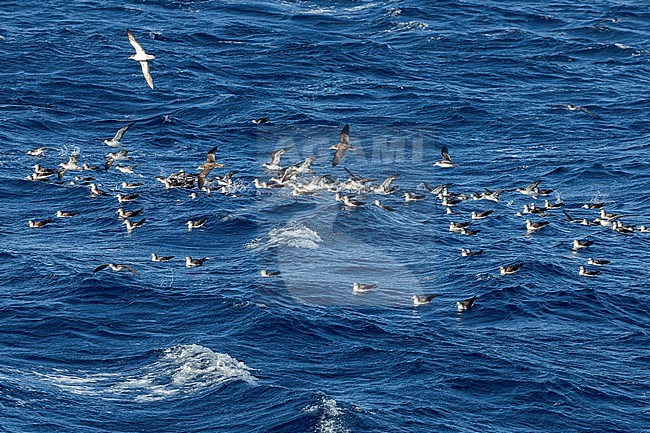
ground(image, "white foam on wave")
xmin=344 ymin=3 xmax=379 ymax=12
xmin=304 ymin=397 xmax=350 ymax=433
xmin=246 ymin=222 xmax=322 ymax=251
xmin=386 ymin=21 xmax=429 ymax=33
xmin=33 ymin=344 xmax=256 ymax=402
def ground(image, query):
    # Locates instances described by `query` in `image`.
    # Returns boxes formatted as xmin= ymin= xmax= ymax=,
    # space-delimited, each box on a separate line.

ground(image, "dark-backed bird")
xmin=151 ymin=253 xmax=174 ymax=262
xmin=98 ymin=122 xmax=135 ymax=147
xmin=116 ymin=193 xmax=139 ymax=203
xmin=331 ymin=124 xmax=356 ymax=167
xmin=197 ymin=146 xmax=224 ymax=190
xmin=186 ymin=256 xmax=209 ymax=267
xmin=373 ymin=200 xmax=395 ymax=211
xmin=28 ymin=219 xmax=53 ymax=228
xmin=187 ymin=217 xmax=208 ymax=230
xmin=579 ymin=266 xmax=600 ymax=277
xmin=500 ymin=263 xmax=523 ymax=275
xmin=263 ymin=147 xmax=290 ymax=171
xmin=260 ymin=270 xmax=281 ymax=277
xmin=412 ymin=294 xmax=437 ymax=306
xmin=526 ymin=219 xmax=550 ymax=232
xmin=404 ymin=192 xmax=425 ymax=203
xmin=56 ymin=211 xmax=79 ymax=218
xmin=568 ymin=104 xmax=595 ymax=117
xmin=471 ymin=210 xmax=494 ymax=220
xmin=461 ymin=248 xmax=484 ymax=257
xmin=433 ymin=146 xmax=458 ymax=168
xmin=117 ymin=208 xmax=143 ymax=219
xmin=572 ymin=239 xmax=593 ymax=251
xmin=352 ymin=282 xmax=377 ymax=294
xmin=456 ymin=295 xmax=477 ymax=312
xmin=123 ymin=218 xmax=146 ymax=232
xmin=90 ymin=183 xmax=109 ymax=197
xmin=93 ymin=263 xmax=139 ymax=276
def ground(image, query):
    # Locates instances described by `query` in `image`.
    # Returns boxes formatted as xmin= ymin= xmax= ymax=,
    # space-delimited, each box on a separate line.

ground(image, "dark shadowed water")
xmin=1 ymin=1 xmax=649 ymax=431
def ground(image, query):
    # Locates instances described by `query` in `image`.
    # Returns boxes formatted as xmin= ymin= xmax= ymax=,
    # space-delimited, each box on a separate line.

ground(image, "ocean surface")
xmin=1 ymin=0 xmax=649 ymax=431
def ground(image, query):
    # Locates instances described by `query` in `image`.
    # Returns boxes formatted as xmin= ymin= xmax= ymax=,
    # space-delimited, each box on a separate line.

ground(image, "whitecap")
xmin=34 ymin=344 xmax=255 ymax=402
xmin=386 ymin=21 xmax=429 ymax=33
xmin=246 ymin=222 xmax=323 ymax=251
xmin=304 ymin=397 xmax=350 ymax=433
xmin=344 ymin=3 xmax=378 ymax=12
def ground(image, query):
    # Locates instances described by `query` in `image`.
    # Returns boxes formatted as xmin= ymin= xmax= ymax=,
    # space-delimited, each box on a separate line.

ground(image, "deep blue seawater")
xmin=1 ymin=0 xmax=649 ymax=431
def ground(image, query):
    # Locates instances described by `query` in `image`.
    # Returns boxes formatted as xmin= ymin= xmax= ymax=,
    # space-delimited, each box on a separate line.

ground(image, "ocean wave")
xmin=304 ymin=397 xmax=350 ymax=433
xmin=246 ymin=221 xmax=323 ymax=250
xmin=34 ymin=344 xmax=255 ymax=402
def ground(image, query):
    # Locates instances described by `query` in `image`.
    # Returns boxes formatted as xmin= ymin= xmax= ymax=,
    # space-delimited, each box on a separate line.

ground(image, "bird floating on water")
xmin=456 ymin=295 xmax=477 ymax=312
xmin=579 ymin=266 xmax=600 ymax=277
xmin=352 ymin=282 xmax=377 ymax=294
xmin=500 ymin=263 xmax=523 ymax=275
xmin=187 ymin=217 xmax=208 ymax=230
xmin=412 ymin=294 xmax=437 ymax=306
xmin=433 ymin=146 xmax=458 ymax=168
xmin=186 ymin=256 xmax=209 ymax=267
xmin=568 ymin=104 xmax=595 ymax=117
xmin=151 ymin=253 xmax=174 ymax=262
xmin=28 ymin=219 xmax=53 ymax=228
xmin=572 ymin=239 xmax=594 ymax=251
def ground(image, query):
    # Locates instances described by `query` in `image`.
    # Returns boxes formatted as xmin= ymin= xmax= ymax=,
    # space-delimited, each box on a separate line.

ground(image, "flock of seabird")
xmin=23 ymin=30 xmax=647 ymax=313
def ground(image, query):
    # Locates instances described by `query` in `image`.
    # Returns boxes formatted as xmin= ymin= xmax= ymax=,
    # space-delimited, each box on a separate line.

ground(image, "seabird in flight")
xmin=127 ymin=29 xmax=155 ymax=89
xmin=198 ymin=146 xmax=224 ymax=190
xmin=331 ymin=124 xmax=356 ymax=167
xmin=98 ymin=122 xmax=135 ymax=147
xmin=263 ymin=147 xmax=290 ymax=171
